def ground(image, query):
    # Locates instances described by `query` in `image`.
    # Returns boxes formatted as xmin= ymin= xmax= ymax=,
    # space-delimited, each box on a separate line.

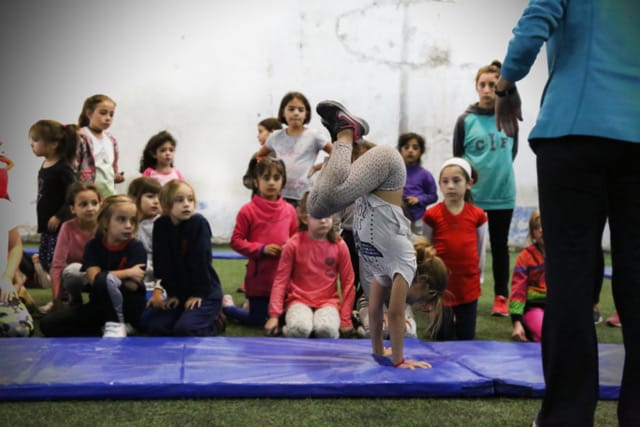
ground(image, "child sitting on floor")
xmin=39 ymin=195 xmax=147 ymax=337
xmin=127 ymin=177 xmax=163 ymax=298
xmin=509 ymin=209 xmax=546 ymax=342
xmin=264 ymin=192 xmax=355 ymax=338
xmin=140 ymin=180 xmax=223 ymax=336
xmin=45 ymin=182 xmax=100 ymax=309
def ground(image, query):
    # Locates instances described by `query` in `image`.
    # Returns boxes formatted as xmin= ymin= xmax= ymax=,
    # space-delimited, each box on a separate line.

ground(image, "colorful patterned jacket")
xmin=508 ymin=244 xmax=546 ymax=322
xmin=74 ymin=127 xmax=120 ymax=183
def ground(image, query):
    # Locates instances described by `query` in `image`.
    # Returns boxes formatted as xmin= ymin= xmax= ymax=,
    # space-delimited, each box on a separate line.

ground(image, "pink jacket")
xmin=268 ymin=231 xmax=355 ymax=328
xmin=49 ymin=218 xmax=95 ymax=299
xmin=230 ymin=195 xmax=298 ymax=298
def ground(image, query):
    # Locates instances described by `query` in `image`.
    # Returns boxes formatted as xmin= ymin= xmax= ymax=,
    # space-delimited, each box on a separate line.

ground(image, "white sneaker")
xmin=222 ymin=294 xmax=235 ymax=308
xmin=103 ymin=322 xmax=127 ymax=338
xmin=405 ymin=305 xmax=417 ymax=338
xmin=405 ymin=317 xmax=417 ymax=338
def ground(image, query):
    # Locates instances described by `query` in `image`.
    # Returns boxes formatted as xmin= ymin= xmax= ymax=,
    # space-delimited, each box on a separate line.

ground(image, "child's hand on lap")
xmin=146 ymin=291 xmax=164 ymax=309
xmin=185 ymin=297 xmax=201 ymax=310
xmin=162 ymin=297 xmax=180 ymax=310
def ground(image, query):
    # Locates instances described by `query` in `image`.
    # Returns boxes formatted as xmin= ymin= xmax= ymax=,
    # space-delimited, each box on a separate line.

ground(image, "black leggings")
xmin=486 ymin=209 xmax=513 ymax=298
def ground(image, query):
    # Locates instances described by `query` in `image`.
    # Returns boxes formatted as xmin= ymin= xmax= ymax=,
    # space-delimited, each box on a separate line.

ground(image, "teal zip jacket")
xmin=501 ymin=0 xmax=640 ymax=144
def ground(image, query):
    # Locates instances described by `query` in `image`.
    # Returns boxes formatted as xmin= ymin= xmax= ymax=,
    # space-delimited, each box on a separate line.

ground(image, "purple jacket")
xmin=403 ymin=164 xmax=437 ymax=221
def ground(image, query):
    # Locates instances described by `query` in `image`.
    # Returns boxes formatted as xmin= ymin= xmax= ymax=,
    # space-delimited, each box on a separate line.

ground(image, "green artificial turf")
xmin=2 ymin=248 xmax=622 ymax=426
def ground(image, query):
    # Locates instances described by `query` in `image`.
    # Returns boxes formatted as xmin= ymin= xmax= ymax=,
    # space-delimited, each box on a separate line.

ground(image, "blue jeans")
xmin=223 ymin=297 xmax=269 ymax=327
xmin=533 ymin=136 xmax=640 ymax=427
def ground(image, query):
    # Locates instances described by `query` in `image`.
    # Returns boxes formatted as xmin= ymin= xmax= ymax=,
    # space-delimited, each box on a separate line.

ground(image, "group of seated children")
xmin=3 ymin=90 xmax=591 ymax=349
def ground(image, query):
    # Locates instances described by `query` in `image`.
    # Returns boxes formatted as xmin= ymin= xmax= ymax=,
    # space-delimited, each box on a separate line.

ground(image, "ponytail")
xmin=412 ymin=236 xmax=449 ymax=339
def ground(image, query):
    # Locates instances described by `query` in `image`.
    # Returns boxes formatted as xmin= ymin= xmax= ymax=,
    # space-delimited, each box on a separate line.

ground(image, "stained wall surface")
xmin=1 ymin=0 xmax=551 ymax=245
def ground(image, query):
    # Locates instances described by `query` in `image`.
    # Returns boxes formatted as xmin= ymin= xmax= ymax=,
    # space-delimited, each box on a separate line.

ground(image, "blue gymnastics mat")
xmin=0 ymin=338 xmax=491 ymax=400
xmin=430 ymin=341 xmax=623 ymax=399
xmin=0 ymin=338 xmax=622 ymax=401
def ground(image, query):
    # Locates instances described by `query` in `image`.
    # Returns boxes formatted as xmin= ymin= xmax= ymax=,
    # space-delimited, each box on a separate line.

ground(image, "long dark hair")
xmin=139 ymin=130 xmax=177 ymax=173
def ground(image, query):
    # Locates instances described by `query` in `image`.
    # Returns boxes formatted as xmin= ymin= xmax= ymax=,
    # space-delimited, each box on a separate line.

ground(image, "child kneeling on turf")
xmin=264 ymin=192 xmax=355 ymax=338
xmin=509 ymin=209 xmax=546 ymax=342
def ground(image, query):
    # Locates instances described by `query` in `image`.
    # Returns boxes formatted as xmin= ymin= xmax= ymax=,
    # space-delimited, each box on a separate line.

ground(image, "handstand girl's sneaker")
xmin=316 ymin=100 xmax=369 ymax=142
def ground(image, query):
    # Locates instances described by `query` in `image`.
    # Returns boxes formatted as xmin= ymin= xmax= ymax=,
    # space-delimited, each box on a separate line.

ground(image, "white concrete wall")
xmin=1 ymin=0 xmax=554 ymax=250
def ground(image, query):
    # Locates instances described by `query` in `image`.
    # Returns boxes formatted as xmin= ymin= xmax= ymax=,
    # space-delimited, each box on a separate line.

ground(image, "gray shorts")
xmin=354 ymin=194 xmax=416 ymax=297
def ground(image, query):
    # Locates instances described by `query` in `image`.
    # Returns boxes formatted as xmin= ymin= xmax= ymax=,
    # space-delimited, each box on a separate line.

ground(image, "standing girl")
xmin=139 ymin=130 xmax=184 ymax=186
xmin=264 ymin=192 xmax=355 ymax=338
xmin=40 ymin=195 xmax=147 ymax=337
xmin=29 ymin=120 xmax=78 ymax=273
xmin=46 ymin=182 xmax=100 ymax=309
xmin=140 ymin=180 xmax=223 ymax=336
xmin=309 ymin=100 xmax=443 ymax=369
xmin=509 ymin=209 xmax=546 ymax=342
xmin=242 ymin=117 xmax=283 ymax=192
xmin=75 ymin=94 xmax=123 ymax=199
xmin=224 ymin=157 xmax=298 ymax=326
xmin=453 ymin=60 xmax=517 ymax=317
xmin=255 ymin=91 xmax=332 ymax=206
xmin=397 ymin=132 xmax=437 ymax=235
xmin=422 ymin=158 xmax=488 ymax=340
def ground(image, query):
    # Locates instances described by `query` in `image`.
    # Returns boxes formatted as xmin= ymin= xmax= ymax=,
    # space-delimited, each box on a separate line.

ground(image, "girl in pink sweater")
xmin=45 ymin=182 xmax=100 ymax=310
xmin=224 ymin=157 xmax=298 ymax=326
xmin=264 ymin=192 xmax=355 ymax=338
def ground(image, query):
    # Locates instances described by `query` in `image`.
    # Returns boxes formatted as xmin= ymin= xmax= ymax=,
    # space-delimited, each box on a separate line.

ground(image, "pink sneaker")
xmin=491 ymin=296 xmax=509 ymax=317
xmin=606 ymin=311 xmax=621 ymax=327
xmin=316 ymin=100 xmax=369 ymax=142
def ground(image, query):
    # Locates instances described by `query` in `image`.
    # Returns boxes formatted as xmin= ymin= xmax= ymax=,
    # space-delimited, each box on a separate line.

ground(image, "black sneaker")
xmin=316 ymin=100 xmax=369 ymax=142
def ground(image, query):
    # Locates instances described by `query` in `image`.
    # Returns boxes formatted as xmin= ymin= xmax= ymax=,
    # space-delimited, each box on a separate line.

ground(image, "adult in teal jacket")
xmin=495 ymin=1 xmax=640 ymax=426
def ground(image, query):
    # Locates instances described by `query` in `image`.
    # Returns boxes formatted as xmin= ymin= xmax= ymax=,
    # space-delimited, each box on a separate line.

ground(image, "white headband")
xmin=439 ymin=157 xmax=472 ymax=178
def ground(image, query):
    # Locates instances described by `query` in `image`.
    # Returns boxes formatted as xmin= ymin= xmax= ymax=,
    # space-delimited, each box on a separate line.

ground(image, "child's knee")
xmin=284 ymin=322 xmax=312 ymax=338
xmin=62 ymin=263 xmax=82 ymax=280
xmin=314 ymin=324 xmax=339 ymax=339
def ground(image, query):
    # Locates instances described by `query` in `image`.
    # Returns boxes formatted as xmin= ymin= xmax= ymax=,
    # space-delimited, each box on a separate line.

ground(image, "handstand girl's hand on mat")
xmin=396 ymin=359 xmax=432 ymax=370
